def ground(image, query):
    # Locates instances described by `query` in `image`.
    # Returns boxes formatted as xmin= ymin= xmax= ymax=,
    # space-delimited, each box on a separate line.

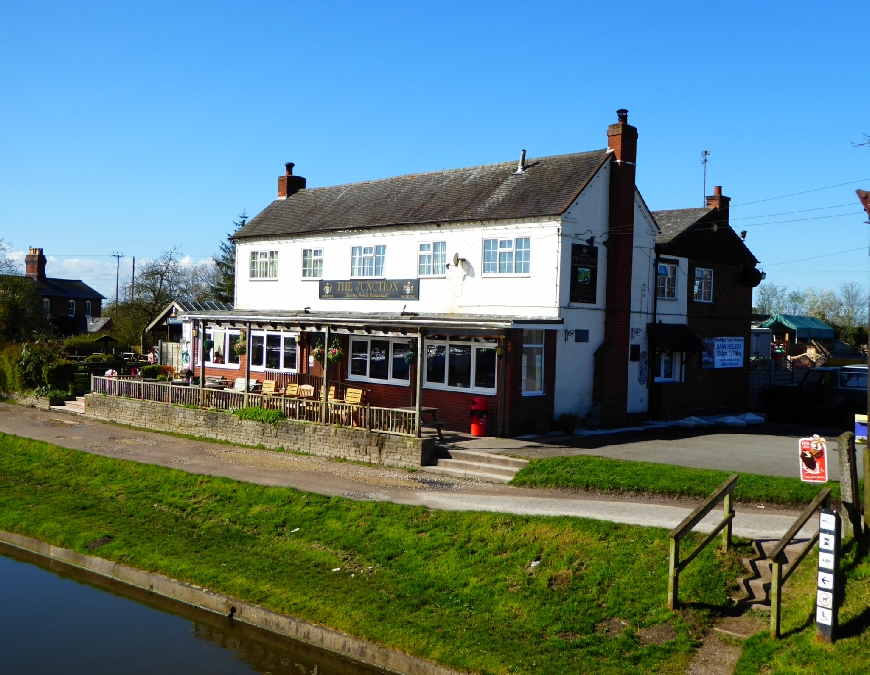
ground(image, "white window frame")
xmin=247 ymin=331 xmax=299 ymax=372
xmin=653 ymin=350 xmax=681 ymax=383
xmin=521 ymin=330 xmax=545 ymax=396
xmin=656 ymin=263 xmax=677 ymax=300
xmin=418 ymin=241 xmax=447 ymax=277
xmin=42 ymin=298 xmax=51 ymax=318
xmin=249 ymin=250 xmax=278 ymax=280
xmin=351 ymin=245 xmax=386 ymax=277
xmin=348 ymin=336 xmax=413 ymax=386
xmin=482 ymin=237 xmax=530 ymax=275
xmin=302 ymin=248 xmax=323 ymax=278
xmin=423 ymin=335 xmax=498 ymax=394
xmin=693 ymin=267 xmax=714 ymax=303
xmin=85 ymin=300 xmax=92 ymax=317
xmin=205 ymin=328 xmax=242 ymax=370
xmin=68 ymin=299 xmax=76 ymax=317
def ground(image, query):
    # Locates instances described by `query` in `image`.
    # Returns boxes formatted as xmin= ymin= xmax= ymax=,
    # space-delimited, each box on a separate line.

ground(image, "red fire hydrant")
xmin=470 ymin=397 xmax=488 ymax=437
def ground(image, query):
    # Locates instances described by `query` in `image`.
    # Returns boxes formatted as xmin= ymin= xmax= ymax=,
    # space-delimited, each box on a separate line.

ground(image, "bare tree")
xmin=837 ymin=281 xmax=868 ymax=327
xmin=786 ymin=289 xmax=806 ymax=315
xmin=754 ymin=283 xmax=788 ymax=314
xmin=0 ymin=239 xmax=19 ymax=275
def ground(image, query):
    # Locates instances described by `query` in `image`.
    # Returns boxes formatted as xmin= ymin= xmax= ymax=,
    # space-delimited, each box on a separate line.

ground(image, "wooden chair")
xmin=327 ymin=385 xmax=344 ymax=403
xmin=233 ymin=378 xmax=261 ymax=393
xmin=262 ymin=380 xmax=283 ymax=396
xmin=285 ymin=382 xmax=299 ymax=397
xmin=344 ymin=388 xmax=364 ymax=406
xmin=298 ymin=384 xmax=315 ymax=398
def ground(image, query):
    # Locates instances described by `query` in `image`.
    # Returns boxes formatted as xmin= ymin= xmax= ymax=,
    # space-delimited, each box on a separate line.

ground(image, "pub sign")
xmin=570 ymin=244 xmax=598 ymax=304
xmin=319 ymin=279 xmax=420 ymax=300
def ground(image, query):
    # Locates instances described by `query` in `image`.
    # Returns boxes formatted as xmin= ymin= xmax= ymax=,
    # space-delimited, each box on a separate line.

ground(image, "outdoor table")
xmin=396 ymin=406 xmax=442 ymax=440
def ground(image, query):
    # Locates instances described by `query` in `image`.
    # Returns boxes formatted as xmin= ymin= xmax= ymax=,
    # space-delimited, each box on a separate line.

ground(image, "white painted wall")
xmin=626 ymin=192 xmax=659 ymax=414
xmin=235 ymin=218 xmax=565 ymax=318
xmin=553 ymin=162 xmax=610 ymax=418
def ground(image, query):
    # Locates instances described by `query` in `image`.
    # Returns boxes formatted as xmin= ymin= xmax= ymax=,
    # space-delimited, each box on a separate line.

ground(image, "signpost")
xmin=816 ymin=509 xmax=841 ymax=643
xmin=799 ymin=435 xmax=828 ymax=483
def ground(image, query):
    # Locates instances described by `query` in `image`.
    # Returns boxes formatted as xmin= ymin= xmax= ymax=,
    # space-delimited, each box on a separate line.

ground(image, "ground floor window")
xmin=205 ymin=328 xmax=242 ymax=368
xmin=425 ymin=335 xmax=497 ymax=393
xmin=653 ymin=350 xmax=681 ymax=382
xmin=521 ymin=330 xmax=544 ymax=395
xmin=348 ymin=336 xmax=412 ymax=385
xmin=249 ymin=331 xmax=298 ymax=371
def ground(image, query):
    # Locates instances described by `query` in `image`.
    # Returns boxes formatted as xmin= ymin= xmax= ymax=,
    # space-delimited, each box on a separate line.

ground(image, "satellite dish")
xmin=452 ymin=252 xmax=460 ymax=267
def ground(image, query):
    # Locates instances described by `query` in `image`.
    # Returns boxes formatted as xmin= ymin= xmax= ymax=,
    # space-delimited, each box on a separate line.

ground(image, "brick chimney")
xmin=705 ymin=185 xmax=730 ymax=224
xmin=277 ymin=162 xmax=307 ymax=199
xmin=594 ymin=109 xmax=639 ymax=429
xmin=24 ymin=247 xmax=47 ymax=280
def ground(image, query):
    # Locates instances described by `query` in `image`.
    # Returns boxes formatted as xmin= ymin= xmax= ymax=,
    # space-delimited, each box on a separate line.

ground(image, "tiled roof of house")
xmin=235 ymin=149 xmax=611 ymax=239
xmin=651 ymin=208 xmax=716 ymax=245
xmin=35 ymin=277 xmax=105 ymax=300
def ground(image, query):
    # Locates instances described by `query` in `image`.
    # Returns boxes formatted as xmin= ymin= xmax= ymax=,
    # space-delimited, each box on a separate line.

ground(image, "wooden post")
xmin=838 ymin=432 xmax=861 ymax=538
xmin=770 ymin=557 xmax=783 ymax=638
xmin=497 ymin=333 xmax=508 ymax=437
xmin=321 ymin=325 xmax=329 ymax=424
xmin=198 ymin=320 xmax=205 ymax=408
xmin=722 ymin=490 xmax=733 ymax=552
xmin=243 ymin=322 xmax=251 ymax=409
xmin=415 ymin=330 xmax=423 ymax=438
xmin=667 ymin=537 xmax=679 ymax=610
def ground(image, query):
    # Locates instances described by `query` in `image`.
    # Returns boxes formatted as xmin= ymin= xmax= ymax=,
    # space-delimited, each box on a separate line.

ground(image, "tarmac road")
xmin=0 ymin=402 xmax=823 ymax=540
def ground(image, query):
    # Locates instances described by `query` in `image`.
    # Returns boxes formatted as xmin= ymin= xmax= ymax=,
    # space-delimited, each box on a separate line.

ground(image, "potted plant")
xmin=403 ymin=350 xmax=417 ymax=365
xmin=234 ymin=331 xmax=247 ymax=356
xmin=556 ymin=412 xmax=582 ymax=434
xmin=326 ymin=338 xmax=344 ymax=363
xmin=311 ymin=342 xmax=326 ymax=363
xmin=202 ymin=338 xmax=214 ymax=353
xmin=584 ymin=404 xmax=602 ymax=431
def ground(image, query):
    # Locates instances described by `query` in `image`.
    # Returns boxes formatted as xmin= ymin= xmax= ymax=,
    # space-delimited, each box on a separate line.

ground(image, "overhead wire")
xmin=763 ymin=247 xmax=866 ymax=267
xmin=731 ymin=179 xmax=870 ymax=207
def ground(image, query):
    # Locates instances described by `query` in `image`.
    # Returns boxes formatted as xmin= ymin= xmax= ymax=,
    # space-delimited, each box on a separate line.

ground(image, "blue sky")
xmin=1 ymin=1 xmax=867 ymax=300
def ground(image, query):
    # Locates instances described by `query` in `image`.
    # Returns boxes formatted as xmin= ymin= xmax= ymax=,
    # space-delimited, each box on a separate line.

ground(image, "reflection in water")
xmin=0 ymin=548 xmax=389 ymax=675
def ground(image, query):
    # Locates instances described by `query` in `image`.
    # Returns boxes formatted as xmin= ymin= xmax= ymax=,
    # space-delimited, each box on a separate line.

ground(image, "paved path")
xmin=0 ymin=402 xmax=817 ymax=540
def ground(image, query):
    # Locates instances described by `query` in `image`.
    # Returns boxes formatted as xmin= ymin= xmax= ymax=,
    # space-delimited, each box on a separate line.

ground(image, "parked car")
xmin=761 ymin=365 xmax=868 ymax=428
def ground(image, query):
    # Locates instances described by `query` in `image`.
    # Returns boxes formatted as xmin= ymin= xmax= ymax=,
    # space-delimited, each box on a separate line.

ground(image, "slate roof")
xmin=235 ymin=149 xmax=611 ymax=240
xmin=35 ymin=277 xmax=105 ymax=300
xmin=652 ymin=208 xmax=716 ymax=245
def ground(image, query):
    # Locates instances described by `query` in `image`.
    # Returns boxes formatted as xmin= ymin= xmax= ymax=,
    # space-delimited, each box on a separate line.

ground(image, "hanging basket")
xmin=326 ymin=338 xmax=344 ymax=363
xmin=234 ymin=330 xmax=247 ymax=355
xmin=202 ymin=339 xmax=214 ymax=352
xmin=403 ymin=351 xmax=417 ymax=365
xmin=312 ymin=343 xmax=326 ymax=363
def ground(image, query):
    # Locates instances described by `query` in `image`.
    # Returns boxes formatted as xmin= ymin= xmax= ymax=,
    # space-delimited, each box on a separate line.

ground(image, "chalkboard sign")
xmin=570 ymin=245 xmax=598 ymax=304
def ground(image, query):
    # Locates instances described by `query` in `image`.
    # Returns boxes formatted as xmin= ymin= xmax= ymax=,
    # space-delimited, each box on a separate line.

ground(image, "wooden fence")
xmin=91 ymin=376 xmax=417 ymax=437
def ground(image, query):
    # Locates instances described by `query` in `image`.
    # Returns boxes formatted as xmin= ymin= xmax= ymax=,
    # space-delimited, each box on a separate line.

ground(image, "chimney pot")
xmin=616 ymin=108 xmax=628 ymax=123
xmin=714 ymin=185 xmax=722 ymax=196
xmin=285 ymin=162 xmax=295 ymax=176
xmin=515 ymin=149 xmax=527 ymax=174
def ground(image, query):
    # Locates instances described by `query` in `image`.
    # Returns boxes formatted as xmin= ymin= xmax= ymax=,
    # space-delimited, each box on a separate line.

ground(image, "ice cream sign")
xmin=798 ymin=435 xmax=828 ymax=483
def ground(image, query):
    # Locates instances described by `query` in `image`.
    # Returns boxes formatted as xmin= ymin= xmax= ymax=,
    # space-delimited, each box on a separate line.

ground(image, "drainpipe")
xmin=415 ymin=329 xmax=424 ymax=438
xmin=321 ymin=325 xmax=330 ymax=424
xmin=244 ymin=322 xmax=251 ymax=408
xmin=198 ymin=320 xmax=205 ymax=408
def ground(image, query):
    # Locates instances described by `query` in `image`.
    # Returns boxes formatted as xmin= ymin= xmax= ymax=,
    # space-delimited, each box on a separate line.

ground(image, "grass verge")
xmin=735 ymin=538 xmax=870 ymax=674
xmin=0 ymin=432 xmax=741 ymax=674
xmin=510 ymin=455 xmax=847 ymax=507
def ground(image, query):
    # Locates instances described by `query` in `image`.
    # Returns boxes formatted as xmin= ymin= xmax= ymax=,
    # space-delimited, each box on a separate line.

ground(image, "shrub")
xmin=160 ymin=365 xmax=174 ymax=378
xmin=156 ymin=375 xmax=168 ymax=381
xmin=33 ymin=386 xmax=72 ymax=400
xmin=18 ymin=338 xmax=65 ymax=389
xmin=42 ymin=360 xmax=78 ymax=391
xmin=0 ymin=344 xmax=23 ymax=393
xmin=140 ymin=364 xmax=161 ymax=379
xmin=86 ymin=353 xmax=107 ymax=362
xmin=232 ymin=407 xmax=286 ymax=426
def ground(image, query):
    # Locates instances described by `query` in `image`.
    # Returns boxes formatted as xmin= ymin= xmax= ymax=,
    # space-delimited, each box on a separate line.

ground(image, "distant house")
xmin=23 ymin=247 xmax=105 ymax=336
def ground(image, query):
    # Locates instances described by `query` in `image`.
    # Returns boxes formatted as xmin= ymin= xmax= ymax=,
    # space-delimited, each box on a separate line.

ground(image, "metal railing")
xmin=768 ymin=488 xmax=832 ymax=638
xmin=90 ymin=376 xmax=417 ymax=437
xmin=668 ymin=474 xmax=738 ymax=610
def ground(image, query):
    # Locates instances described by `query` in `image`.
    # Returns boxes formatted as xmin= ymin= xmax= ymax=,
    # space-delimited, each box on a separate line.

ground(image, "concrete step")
xmin=445 ymin=450 xmax=528 ymax=471
xmin=420 ymin=464 xmax=514 ymax=484
xmin=49 ymin=403 xmax=84 ymax=415
xmin=735 ymin=539 xmax=810 ymax=609
xmin=437 ymin=458 xmax=520 ymax=478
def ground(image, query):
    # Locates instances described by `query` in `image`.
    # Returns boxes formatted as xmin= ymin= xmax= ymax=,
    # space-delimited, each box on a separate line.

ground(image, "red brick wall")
xmin=651 ymin=262 xmax=752 ymax=418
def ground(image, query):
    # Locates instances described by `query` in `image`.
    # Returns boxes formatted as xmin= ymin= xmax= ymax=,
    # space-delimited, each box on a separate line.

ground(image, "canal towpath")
xmin=0 ymin=402 xmax=816 ymax=540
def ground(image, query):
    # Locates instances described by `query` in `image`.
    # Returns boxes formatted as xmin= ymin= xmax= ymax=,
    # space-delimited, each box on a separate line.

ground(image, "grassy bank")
xmin=735 ymin=538 xmax=870 ymax=674
xmin=0 ymin=433 xmax=739 ymax=674
xmin=511 ymin=455 xmax=845 ymax=506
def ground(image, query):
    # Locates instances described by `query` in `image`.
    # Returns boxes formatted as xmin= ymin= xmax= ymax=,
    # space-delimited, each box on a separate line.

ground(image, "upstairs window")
xmin=250 ymin=250 xmax=278 ymax=279
xmin=42 ymin=298 xmax=50 ymax=318
xmin=351 ymin=245 xmax=385 ymax=277
xmin=656 ymin=263 xmax=677 ymax=299
xmin=85 ymin=300 xmax=92 ymax=317
xmin=483 ymin=237 xmax=530 ymax=274
xmin=302 ymin=249 xmax=323 ymax=278
xmin=693 ymin=268 xmax=714 ymax=302
xmin=68 ymin=300 xmax=76 ymax=317
xmin=418 ymin=242 xmax=447 ymax=276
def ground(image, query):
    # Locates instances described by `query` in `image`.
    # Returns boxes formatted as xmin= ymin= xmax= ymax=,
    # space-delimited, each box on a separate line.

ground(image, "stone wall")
xmin=84 ymin=394 xmax=436 ymax=468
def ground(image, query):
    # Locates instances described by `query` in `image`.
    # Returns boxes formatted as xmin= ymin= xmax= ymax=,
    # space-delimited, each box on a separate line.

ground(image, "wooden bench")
xmin=233 ymin=378 xmax=261 ymax=393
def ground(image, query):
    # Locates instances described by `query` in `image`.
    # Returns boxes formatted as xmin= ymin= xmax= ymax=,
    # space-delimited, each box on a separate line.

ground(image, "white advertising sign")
xmin=703 ymin=337 xmax=745 ymax=369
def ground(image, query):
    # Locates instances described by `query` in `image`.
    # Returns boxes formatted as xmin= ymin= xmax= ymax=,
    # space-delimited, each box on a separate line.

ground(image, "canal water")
xmin=0 ymin=547 xmax=391 ymax=675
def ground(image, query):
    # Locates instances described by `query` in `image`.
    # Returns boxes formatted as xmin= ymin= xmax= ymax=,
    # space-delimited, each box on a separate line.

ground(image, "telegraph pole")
xmin=131 ymin=256 xmax=136 ymax=301
xmin=701 ymin=150 xmax=710 ymax=205
xmin=111 ymin=252 xmax=124 ymax=306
